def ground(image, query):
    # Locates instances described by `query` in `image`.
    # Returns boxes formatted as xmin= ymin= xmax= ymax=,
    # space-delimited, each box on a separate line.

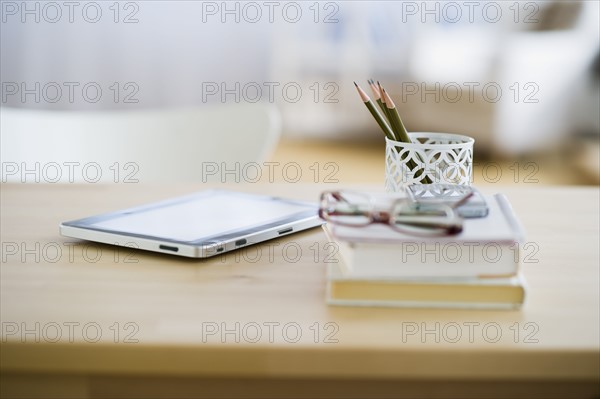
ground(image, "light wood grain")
xmin=1 ymin=183 xmax=598 ymax=398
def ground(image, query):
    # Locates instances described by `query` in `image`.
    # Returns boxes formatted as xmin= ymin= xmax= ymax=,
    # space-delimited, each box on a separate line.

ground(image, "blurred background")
xmin=2 ymin=0 xmax=599 ymax=185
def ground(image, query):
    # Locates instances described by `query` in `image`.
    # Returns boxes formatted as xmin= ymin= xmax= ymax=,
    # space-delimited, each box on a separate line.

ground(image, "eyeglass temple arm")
xmin=329 ymin=192 xmax=366 ymax=214
xmin=450 ymin=191 xmax=474 ymax=209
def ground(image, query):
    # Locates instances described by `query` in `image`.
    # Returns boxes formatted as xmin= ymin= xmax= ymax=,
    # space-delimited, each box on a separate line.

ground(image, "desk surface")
xmin=1 ymin=184 xmax=599 ymax=385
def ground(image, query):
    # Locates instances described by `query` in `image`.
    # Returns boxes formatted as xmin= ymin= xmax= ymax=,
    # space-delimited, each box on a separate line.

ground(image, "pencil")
xmin=368 ymin=79 xmax=387 ymax=117
xmin=381 ymin=87 xmax=411 ymax=143
xmin=381 ymin=87 xmax=432 ymax=184
xmin=354 ymin=82 xmax=395 ymax=140
xmin=377 ymin=81 xmax=393 ymax=134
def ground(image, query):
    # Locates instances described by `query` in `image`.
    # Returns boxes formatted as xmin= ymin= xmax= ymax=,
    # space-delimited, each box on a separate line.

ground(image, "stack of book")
xmin=324 ymin=194 xmax=527 ymax=309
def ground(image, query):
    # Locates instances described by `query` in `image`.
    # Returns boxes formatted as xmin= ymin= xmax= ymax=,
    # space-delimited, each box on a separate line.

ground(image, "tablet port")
xmin=278 ymin=228 xmax=293 ymax=235
xmin=159 ymin=245 xmax=179 ymax=252
xmin=235 ymin=239 xmax=247 ymax=246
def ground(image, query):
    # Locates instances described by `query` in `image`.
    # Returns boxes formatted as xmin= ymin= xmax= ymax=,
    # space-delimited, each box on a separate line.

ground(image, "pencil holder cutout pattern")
xmin=385 ymin=133 xmax=474 ymax=191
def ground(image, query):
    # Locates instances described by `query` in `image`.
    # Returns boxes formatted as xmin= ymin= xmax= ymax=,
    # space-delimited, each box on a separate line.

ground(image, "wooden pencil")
xmin=381 ymin=86 xmax=432 ymax=184
xmin=377 ymin=81 xmax=394 ymax=135
xmin=354 ymin=82 xmax=395 ymax=140
xmin=368 ymin=79 xmax=388 ymax=118
xmin=381 ymin=87 xmax=411 ymax=143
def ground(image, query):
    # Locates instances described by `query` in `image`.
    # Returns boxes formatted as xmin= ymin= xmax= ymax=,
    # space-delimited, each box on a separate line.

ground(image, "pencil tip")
xmin=381 ymin=88 xmax=395 ymax=108
xmin=354 ymin=82 xmax=370 ymax=102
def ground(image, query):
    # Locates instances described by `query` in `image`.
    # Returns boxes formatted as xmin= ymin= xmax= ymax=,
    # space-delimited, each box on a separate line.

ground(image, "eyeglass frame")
xmin=318 ymin=190 xmax=471 ymax=236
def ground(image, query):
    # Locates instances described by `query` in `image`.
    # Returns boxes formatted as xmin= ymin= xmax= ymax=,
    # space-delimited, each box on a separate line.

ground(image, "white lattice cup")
xmin=385 ymin=132 xmax=474 ymax=192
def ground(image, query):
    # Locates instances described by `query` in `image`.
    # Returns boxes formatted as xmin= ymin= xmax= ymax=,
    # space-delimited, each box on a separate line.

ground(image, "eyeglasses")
xmin=319 ymin=190 xmax=470 ymax=236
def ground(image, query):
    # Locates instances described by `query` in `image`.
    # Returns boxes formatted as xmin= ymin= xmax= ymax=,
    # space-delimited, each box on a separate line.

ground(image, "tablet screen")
xmin=86 ymin=191 xmax=315 ymax=242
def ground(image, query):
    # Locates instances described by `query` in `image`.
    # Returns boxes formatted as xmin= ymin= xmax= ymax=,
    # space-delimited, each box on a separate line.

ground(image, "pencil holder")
xmin=385 ymin=132 xmax=474 ymax=191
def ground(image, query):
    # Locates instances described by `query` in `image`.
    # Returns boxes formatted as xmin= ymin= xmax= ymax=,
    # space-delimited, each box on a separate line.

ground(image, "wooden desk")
xmin=1 ymin=184 xmax=599 ymax=398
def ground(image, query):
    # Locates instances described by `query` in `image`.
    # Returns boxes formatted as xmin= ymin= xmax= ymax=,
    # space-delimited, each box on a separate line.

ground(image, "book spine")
xmin=326 ymin=298 xmax=523 ymax=310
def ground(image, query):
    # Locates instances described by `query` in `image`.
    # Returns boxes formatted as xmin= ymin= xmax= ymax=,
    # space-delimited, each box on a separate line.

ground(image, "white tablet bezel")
xmin=59 ymin=190 xmax=323 ymax=258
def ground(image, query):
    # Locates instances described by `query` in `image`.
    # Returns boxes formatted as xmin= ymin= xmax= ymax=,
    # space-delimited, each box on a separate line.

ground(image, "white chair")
xmin=1 ymin=104 xmax=281 ymax=183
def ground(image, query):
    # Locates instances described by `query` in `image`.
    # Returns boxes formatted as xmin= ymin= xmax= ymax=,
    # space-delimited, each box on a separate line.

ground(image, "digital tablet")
xmin=60 ymin=190 xmax=323 ymax=258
